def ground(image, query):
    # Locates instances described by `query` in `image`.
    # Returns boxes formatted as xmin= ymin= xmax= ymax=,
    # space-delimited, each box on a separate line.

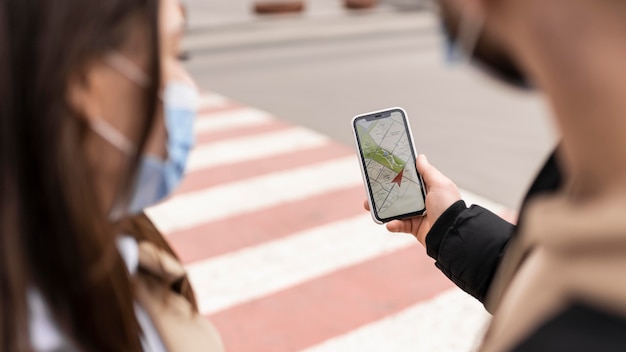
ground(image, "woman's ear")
xmin=67 ymin=66 xmax=103 ymax=124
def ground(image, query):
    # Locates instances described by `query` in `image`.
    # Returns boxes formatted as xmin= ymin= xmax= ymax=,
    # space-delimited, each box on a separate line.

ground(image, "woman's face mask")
xmin=440 ymin=3 xmax=533 ymax=90
xmin=90 ymin=51 xmax=199 ymax=217
xmin=127 ymin=82 xmax=198 ymax=213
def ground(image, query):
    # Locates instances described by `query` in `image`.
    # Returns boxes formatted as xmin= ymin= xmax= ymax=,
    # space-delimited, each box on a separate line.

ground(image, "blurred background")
xmin=183 ymin=0 xmax=557 ymax=209
xmin=150 ymin=0 xmax=559 ymax=351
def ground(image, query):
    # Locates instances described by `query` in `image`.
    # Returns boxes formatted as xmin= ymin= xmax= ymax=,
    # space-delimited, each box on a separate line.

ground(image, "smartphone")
xmin=352 ymin=107 xmax=426 ymax=224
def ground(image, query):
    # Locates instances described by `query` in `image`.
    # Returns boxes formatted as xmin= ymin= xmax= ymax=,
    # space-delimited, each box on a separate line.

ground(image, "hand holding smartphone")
xmin=352 ymin=108 xmax=426 ymax=224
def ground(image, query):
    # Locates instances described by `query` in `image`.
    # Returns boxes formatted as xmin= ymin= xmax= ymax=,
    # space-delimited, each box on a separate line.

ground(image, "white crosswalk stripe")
xmin=198 ymin=92 xmax=230 ymax=110
xmin=187 ymin=127 xmax=329 ymax=171
xmin=195 ymin=108 xmax=272 ymax=134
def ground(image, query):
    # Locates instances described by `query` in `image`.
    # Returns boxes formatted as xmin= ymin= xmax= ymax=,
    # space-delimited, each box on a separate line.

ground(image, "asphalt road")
xmin=184 ymin=10 xmax=558 ymax=209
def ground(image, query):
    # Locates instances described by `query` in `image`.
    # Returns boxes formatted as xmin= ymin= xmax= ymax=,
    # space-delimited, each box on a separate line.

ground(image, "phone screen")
xmin=353 ymin=109 xmax=426 ymax=223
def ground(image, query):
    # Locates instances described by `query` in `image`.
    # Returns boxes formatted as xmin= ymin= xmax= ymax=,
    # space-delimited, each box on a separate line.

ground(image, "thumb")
xmin=416 ymin=154 xmax=448 ymax=187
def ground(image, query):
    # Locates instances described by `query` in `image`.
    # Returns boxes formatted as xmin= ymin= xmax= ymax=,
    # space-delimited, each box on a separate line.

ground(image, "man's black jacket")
xmin=425 ymin=151 xmax=626 ymax=351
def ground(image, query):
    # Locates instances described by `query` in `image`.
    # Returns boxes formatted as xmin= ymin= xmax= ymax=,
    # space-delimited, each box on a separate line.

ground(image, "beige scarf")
xmin=480 ymin=192 xmax=626 ymax=351
xmin=134 ymin=241 xmax=225 ymax=352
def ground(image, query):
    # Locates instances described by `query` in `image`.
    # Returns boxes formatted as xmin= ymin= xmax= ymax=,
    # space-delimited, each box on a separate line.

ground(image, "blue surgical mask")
xmin=440 ymin=9 xmax=532 ymax=89
xmin=90 ymin=82 xmax=198 ymax=216
xmin=93 ymin=52 xmax=200 ymax=217
xmin=127 ymin=82 xmax=199 ymax=213
xmin=441 ymin=12 xmax=484 ymax=65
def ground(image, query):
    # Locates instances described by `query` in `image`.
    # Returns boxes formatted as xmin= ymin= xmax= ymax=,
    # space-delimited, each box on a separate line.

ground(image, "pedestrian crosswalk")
xmin=187 ymin=214 xmax=415 ymax=315
xmin=146 ymin=92 xmax=492 ymax=351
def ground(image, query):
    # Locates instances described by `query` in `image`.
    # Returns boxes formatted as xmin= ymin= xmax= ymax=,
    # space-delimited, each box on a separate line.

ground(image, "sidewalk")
xmin=182 ymin=11 xmax=437 ymax=54
xmin=183 ymin=0 xmax=429 ymax=30
xmin=146 ymin=92 xmax=493 ymax=351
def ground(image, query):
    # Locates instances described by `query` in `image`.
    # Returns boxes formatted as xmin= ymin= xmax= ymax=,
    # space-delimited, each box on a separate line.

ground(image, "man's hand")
xmin=364 ymin=155 xmax=462 ymax=246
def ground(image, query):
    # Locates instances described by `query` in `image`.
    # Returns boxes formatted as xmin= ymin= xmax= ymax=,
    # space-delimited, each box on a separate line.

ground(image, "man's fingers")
xmin=363 ymin=200 xmax=370 ymax=211
xmin=386 ymin=220 xmax=406 ymax=233
xmin=386 ymin=218 xmax=423 ymax=235
xmin=416 ymin=154 xmax=449 ymax=187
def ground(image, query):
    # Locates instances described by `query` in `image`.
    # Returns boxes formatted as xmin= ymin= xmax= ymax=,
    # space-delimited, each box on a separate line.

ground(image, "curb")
xmin=253 ymin=1 xmax=305 ymax=15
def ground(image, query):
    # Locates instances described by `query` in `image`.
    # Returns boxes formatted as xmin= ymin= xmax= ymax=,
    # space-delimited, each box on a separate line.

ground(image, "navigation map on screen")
xmin=355 ymin=111 xmax=425 ymax=220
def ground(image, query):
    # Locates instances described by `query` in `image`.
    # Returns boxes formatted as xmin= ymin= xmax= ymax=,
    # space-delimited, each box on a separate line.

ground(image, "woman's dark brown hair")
xmin=0 ymin=0 xmax=160 ymax=350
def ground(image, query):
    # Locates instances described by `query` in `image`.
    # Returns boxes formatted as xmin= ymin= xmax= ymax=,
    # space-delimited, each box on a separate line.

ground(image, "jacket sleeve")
xmin=425 ymin=200 xmax=515 ymax=305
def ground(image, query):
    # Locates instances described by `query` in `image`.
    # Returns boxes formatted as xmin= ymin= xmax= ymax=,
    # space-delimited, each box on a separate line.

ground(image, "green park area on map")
xmin=357 ymin=124 xmax=406 ymax=174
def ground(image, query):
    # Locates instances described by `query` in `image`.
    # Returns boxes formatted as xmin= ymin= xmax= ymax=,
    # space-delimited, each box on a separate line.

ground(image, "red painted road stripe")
xmin=170 ymin=186 xmax=366 ymax=264
xmin=176 ymin=143 xmax=354 ymax=194
xmin=196 ymin=119 xmax=291 ymax=145
xmin=208 ymin=245 xmax=454 ymax=352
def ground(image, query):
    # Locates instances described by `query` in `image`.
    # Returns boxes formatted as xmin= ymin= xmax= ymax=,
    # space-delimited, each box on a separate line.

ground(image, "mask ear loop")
xmin=94 ymin=52 xmax=152 ymax=221
xmin=89 ymin=118 xmax=136 ymax=156
xmin=93 ymin=50 xmax=152 ymax=155
xmin=87 ymin=116 xmax=138 ymax=222
xmin=105 ymin=51 xmax=151 ymax=87
xmin=457 ymin=11 xmax=485 ymax=63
